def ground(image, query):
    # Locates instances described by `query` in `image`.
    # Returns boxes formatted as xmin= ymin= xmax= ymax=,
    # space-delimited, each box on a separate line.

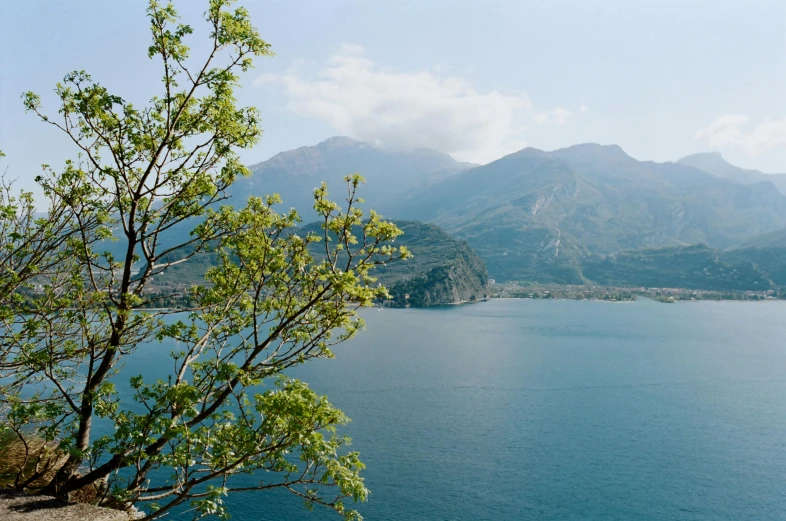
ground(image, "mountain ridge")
xmin=230 ymin=136 xmax=474 ymax=221
xmin=677 ymin=151 xmax=786 ymax=195
xmin=379 ymin=142 xmax=786 ymax=282
xmin=222 ymin=137 xmax=786 ymax=288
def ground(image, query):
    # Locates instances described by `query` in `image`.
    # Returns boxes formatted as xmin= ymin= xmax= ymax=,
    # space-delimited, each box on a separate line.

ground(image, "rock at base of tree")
xmin=0 ymin=492 xmax=130 ymax=521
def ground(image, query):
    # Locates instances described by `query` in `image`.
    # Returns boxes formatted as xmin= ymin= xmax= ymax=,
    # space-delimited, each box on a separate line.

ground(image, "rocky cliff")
xmin=372 ymin=221 xmax=489 ymax=307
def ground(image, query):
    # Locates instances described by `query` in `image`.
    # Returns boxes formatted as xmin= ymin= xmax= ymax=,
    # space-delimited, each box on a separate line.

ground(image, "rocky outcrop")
xmin=386 ymin=265 xmax=488 ymax=307
xmin=0 ymin=493 xmax=129 ymax=521
xmin=376 ymin=221 xmax=489 ymax=307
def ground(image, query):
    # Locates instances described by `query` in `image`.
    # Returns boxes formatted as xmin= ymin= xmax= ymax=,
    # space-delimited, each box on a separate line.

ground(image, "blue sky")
xmin=3 ymin=0 xmax=786 ymax=194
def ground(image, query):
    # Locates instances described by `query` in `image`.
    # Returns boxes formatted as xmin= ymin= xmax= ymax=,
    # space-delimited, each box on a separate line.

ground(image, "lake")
xmin=127 ymin=298 xmax=786 ymax=520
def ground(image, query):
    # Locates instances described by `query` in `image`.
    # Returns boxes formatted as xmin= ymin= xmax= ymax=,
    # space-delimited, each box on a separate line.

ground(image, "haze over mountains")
xmin=243 ymin=137 xmax=786 ymax=285
xmin=234 ymin=137 xmax=475 ymax=221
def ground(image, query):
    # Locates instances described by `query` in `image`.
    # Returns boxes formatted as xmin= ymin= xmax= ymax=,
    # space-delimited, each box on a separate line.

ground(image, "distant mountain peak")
xmin=683 ymin=151 xmax=722 ymax=157
xmin=317 ymin=136 xmax=365 ymax=149
xmin=676 ymin=152 xmax=786 ymax=194
xmin=562 ymin=142 xmax=612 ymax=151
xmin=678 ymin=151 xmax=729 ymax=166
xmin=542 ymin=143 xmax=634 ymax=170
xmin=498 ymin=143 xmax=632 ymax=163
xmin=555 ymin=142 xmax=630 ymax=157
xmin=237 ymin=137 xmax=474 ymax=220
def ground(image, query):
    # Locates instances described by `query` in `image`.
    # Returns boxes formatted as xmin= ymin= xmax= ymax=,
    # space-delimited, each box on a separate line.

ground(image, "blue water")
xmin=124 ymin=299 xmax=786 ymax=520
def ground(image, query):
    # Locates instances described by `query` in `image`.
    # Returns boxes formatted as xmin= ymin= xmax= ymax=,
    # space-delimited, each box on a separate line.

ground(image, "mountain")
xmin=231 ymin=137 xmax=474 ymax=221
xmin=739 ymin=226 xmax=786 ymax=249
xmin=146 ymin=220 xmax=489 ymax=308
xmin=300 ymin=220 xmax=488 ymax=306
xmin=575 ymin=221 xmax=786 ymax=291
xmin=721 ymin=247 xmax=786 ymax=288
xmin=678 ymin=152 xmax=786 ymax=195
xmin=381 ymin=221 xmax=489 ymax=306
xmin=582 ymin=244 xmax=774 ymax=291
xmin=131 ymin=139 xmax=786 ymax=291
xmin=103 ymin=136 xmax=473 ymax=263
xmin=720 ymin=227 xmax=786 ymax=287
xmin=578 ymin=238 xmax=786 ymax=293
xmin=385 ymin=143 xmax=786 ymax=283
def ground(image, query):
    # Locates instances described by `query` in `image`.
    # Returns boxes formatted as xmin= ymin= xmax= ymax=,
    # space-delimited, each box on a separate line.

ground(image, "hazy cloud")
xmin=256 ymin=45 xmax=574 ymax=163
xmin=533 ymin=107 xmax=573 ymax=126
xmin=697 ymin=114 xmax=786 ymax=154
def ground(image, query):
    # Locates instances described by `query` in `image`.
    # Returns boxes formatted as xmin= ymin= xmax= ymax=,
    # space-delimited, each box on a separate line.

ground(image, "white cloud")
xmin=696 ymin=114 xmax=786 ymax=154
xmin=256 ymin=45 xmax=574 ymax=163
xmin=533 ymin=107 xmax=573 ymax=126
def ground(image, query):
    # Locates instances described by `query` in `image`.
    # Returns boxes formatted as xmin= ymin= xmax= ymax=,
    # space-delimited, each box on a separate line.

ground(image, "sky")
xmin=3 ymin=0 xmax=786 ymax=195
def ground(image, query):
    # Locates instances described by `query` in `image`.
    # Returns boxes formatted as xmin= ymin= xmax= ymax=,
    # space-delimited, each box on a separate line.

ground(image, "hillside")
xmin=145 ymin=220 xmax=489 ymax=308
xmin=721 ymin=228 xmax=786 ymax=287
xmin=582 ymin=244 xmax=773 ymax=291
xmin=231 ymin=137 xmax=474 ymax=221
xmin=721 ymin=246 xmax=786 ymax=288
xmin=299 ymin=220 xmax=488 ymax=306
xmin=130 ymin=139 xmax=786 ymax=290
xmin=739 ymin=226 xmax=786 ymax=249
xmin=384 ymin=144 xmax=786 ymax=282
xmin=574 ymin=229 xmax=786 ymax=292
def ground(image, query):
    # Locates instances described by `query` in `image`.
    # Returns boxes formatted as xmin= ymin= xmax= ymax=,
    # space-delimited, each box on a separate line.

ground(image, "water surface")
xmin=128 ymin=298 xmax=786 ymax=520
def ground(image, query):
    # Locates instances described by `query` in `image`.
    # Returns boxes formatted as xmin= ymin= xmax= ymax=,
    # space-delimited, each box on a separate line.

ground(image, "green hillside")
xmin=145 ymin=220 xmax=489 ymax=308
xmin=582 ymin=244 xmax=773 ymax=291
xmin=738 ymin=227 xmax=786 ymax=249
xmin=299 ymin=220 xmax=488 ymax=306
xmin=721 ymin=246 xmax=786 ymax=287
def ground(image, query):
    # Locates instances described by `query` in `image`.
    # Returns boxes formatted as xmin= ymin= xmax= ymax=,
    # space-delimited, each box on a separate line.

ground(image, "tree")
xmin=0 ymin=2 xmax=408 ymax=519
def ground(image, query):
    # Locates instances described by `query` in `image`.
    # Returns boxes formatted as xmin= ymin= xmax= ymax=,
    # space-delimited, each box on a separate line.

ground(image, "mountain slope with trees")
xmin=582 ymin=244 xmax=774 ymax=291
xmin=232 ymin=136 xmax=474 ymax=221
xmin=576 ymin=230 xmax=786 ymax=292
xmin=149 ymin=220 xmax=489 ymax=307
xmin=237 ymin=139 xmax=786 ymax=285
xmin=384 ymin=143 xmax=786 ymax=282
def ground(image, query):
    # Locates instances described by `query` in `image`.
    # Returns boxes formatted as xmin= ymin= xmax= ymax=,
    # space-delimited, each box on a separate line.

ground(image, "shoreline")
xmin=489 ymin=283 xmax=781 ymax=303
